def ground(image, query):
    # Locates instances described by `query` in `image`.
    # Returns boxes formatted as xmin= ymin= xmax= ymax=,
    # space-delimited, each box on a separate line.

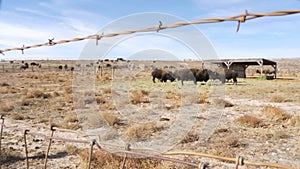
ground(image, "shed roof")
xmin=211 ymin=58 xmax=277 ymax=66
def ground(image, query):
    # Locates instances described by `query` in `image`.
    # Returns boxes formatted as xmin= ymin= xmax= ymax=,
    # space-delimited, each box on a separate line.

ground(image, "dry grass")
xmin=123 ymin=122 xmax=164 ymax=139
xmin=64 ymin=144 xmax=81 ymax=155
xmin=96 ymin=96 xmax=106 ymax=104
xmin=1 ymin=102 xmax=14 ymax=112
xmin=100 ymin=111 xmax=122 ymax=126
xmin=130 ymin=89 xmax=150 ymax=105
xmin=210 ymin=135 xmax=242 ymax=158
xmin=236 ymin=115 xmax=263 ymax=128
xmin=10 ymin=113 xmax=30 ymax=120
xmin=164 ymin=91 xmax=180 ymax=100
xmin=180 ymin=131 xmax=199 ymax=143
xmin=287 ymin=115 xmax=300 ymax=127
xmin=55 ymin=114 xmax=81 ymax=130
xmin=26 ymin=89 xmax=51 ymax=99
xmin=263 ymin=105 xmax=291 ymax=122
xmin=269 ymin=94 xmax=288 ymax=103
xmin=79 ymin=149 xmax=162 ymax=169
xmin=64 ymin=86 xmax=72 ymax=95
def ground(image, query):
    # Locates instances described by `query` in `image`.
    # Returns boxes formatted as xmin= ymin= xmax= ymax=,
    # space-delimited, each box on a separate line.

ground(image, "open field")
xmin=0 ymin=59 xmax=299 ymax=169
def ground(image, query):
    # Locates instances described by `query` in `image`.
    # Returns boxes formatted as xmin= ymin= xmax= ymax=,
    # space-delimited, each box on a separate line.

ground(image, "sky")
xmin=0 ymin=0 xmax=300 ymax=60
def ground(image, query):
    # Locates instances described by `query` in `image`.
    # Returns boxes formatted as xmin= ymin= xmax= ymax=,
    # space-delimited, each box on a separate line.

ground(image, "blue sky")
xmin=0 ymin=0 xmax=300 ymax=60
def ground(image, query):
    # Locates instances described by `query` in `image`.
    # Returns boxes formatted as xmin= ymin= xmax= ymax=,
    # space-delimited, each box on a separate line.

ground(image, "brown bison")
xmin=151 ymin=69 xmax=175 ymax=83
xmin=174 ymin=68 xmax=209 ymax=85
xmin=225 ymin=69 xmax=238 ymax=85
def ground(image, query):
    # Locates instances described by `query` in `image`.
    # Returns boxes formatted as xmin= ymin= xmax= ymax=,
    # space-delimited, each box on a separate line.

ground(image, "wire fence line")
xmin=0 ymin=9 xmax=300 ymax=55
xmin=0 ymin=116 xmax=295 ymax=169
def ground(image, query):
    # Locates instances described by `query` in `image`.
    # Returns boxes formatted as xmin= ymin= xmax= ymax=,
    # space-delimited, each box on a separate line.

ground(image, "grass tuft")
xmin=263 ymin=105 xmax=291 ymax=122
xmin=236 ymin=115 xmax=263 ymax=128
xmin=123 ymin=122 xmax=164 ymax=139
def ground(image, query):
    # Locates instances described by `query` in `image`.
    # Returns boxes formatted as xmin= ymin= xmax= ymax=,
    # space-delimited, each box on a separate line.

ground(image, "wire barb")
xmin=21 ymin=45 xmax=25 ymax=54
xmin=48 ymin=38 xmax=56 ymax=46
xmin=157 ymin=20 xmax=163 ymax=32
xmin=95 ymin=32 xmax=104 ymax=46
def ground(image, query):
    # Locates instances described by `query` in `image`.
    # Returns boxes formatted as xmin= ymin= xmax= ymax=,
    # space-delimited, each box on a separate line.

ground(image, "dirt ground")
xmin=0 ymin=59 xmax=299 ymax=169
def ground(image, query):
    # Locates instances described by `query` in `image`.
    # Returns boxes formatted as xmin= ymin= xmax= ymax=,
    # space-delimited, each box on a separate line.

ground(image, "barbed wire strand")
xmin=0 ymin=9 xmax=300 ymax=55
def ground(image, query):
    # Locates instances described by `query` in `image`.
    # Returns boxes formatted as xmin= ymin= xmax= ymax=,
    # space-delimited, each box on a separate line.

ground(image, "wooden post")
xmin=87 ymin=140 xmax=95 ymax=169
xmin=44 ymin=126 xmax=55 ymax=169
xmin=24 ymin=130 xmax=30 ymax=169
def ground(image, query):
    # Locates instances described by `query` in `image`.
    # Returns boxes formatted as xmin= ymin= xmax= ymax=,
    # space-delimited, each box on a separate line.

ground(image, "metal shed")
xmin=212 ymin=58 xmax=277 ymax=78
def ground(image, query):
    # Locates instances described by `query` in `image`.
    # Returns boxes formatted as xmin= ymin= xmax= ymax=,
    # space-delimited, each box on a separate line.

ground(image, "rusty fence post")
xmin=87 ymin=139 xmax=95 ymax=169
xmin=121 ymin=143 xmax=131 ymax=169
xmin=44 ymin=125 xmax=55 ymax=169
xmin=23 ymin=130 xmax=30 ymax=169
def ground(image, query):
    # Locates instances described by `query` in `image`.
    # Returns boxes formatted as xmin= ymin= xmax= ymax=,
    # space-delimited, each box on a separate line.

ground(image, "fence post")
xmin=121 ymin=143 xmax=131 ymax=169
xmin=44 ymin=125 xmax=55 ymax=169
xmin=235 ymin=156 xmax=244 ymax=169
xmin=87 ymin=139 xmax=95 ymax=169
xmin=23 ymin=130 xmax=30 ymax=169
xmin=0 ymin=115 xmax=4 ymax=169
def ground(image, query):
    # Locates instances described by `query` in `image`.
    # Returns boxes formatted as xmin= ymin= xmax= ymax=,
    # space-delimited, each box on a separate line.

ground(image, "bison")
xmin=174 ymin=68 xmax=209 ymax=85
xmin=20 ymin=63 xmax=29 ymax=70
xmin=151 ymin=69 xmax=175 ymax=83
xmin=256 ymin=69 xmax=275 ymax=75
xmin=225 ymin=69 xmax=238 ymax=85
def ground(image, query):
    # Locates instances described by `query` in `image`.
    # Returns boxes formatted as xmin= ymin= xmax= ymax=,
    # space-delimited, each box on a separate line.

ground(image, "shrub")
xmin=130 ymin=90 xmax=150 ymax=104
xmin=1 ymin=102 xmax=14 ymax=112
xmin=236 ymin=115 xmax=263 ymax=128
xmin=263 ymin=106 xmax=291 ymax=122
xmin=79 ymin=149 xmax=162 ymax=169
xmin=100 ymin=112 xmax=121 ymax=126
xmin=123 ymin=122 xmax=164 ymax=139
xmin=26 ymin=90 xmax=51 ymax=99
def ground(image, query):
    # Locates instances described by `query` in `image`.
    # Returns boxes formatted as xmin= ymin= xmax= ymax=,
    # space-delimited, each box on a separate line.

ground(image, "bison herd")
xmin=151 ymin=68 xmax=238 ymax=85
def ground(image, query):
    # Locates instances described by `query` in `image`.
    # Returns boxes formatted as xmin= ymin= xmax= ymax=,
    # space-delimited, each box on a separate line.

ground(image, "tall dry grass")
xmin=263 ymin=105 xmax=291 ymax=122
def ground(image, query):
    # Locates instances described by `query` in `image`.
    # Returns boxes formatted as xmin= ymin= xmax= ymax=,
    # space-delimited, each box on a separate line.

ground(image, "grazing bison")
xmin=58 ymin=65 xmax=63 ymax=70
xmin=151 ymin=69 xmax=175 ymax=83
xmin=20 ymin=63 xmax=29 ymax=70
xmin=207 ymin=69 xmax=225 ymax=83
xmin=174 ymin=68 xmax=209 ymax=85
xmin=256 ymin=69 xmax=275 ymax=74
xmin=30 ymin=62 xmax=39 ymax=66
xmin=225 ymin=69 xmax=238 ymax=85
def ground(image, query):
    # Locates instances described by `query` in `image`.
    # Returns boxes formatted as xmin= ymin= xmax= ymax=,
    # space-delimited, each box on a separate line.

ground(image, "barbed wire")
xmin=0 ymin=116 xmax=295 ymax=169
xmin=0 ymin=9 xmax=300 ymax=56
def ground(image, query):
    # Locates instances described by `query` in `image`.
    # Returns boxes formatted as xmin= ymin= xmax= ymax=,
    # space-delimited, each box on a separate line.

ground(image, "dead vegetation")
xmin=79 ymin=149 xmax=163 ymax=169
xmin=0 ymin=60 xmax=299 ymax=168
xmin=130 ymin=89 xmax=150 ymax=104
xmin=236 ymin=115 xmax=264 ymax=128
xmin=263 ymin=105 xmax=291 ymax=123
xmin=123 ymin=122 xmax=164 ymax=140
